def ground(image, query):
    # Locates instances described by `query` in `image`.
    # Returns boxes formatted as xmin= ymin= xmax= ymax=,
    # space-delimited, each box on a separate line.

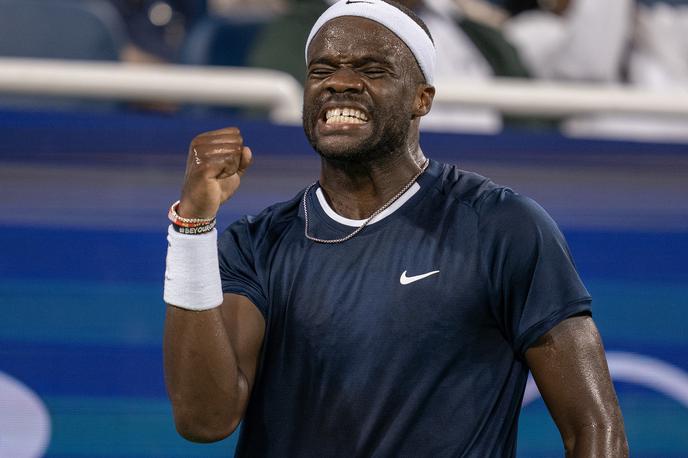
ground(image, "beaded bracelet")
xmin=168 ymin=200 xmax=216 ymax=228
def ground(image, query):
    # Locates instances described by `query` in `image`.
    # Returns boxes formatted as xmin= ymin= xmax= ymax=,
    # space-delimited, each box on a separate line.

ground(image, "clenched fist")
xmin=177 ymin=127 xmax=252 ymax=219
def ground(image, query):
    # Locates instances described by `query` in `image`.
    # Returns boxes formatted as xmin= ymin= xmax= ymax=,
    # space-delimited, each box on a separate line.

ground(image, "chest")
xmin=265 ymin=222 xmax=493 ymax=357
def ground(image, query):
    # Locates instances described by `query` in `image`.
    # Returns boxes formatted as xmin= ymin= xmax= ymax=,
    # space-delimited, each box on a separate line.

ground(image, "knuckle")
xmin=224 ymin=154 xmax=241 ymax=167
xmin=226 ymin=144 xmax=244 ymax=154
xmin=191 ymin=132 xmax=208 ymax=144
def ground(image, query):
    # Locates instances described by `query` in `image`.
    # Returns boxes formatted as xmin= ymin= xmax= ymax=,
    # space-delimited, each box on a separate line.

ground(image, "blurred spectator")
xmin=110 ymin=0 xmax=208 ymax=63
xmin=565 ymin=0 xmax=688 ymax=141
xmin=420 ymin=0 xmax=531 ymax=131
xmin=207 ymin=0 xmax=286 ymax=16
xmin=106 ymin=0 xmax=209 ymax=113
xmin=502 ymin=0 xmax=633 ymax=83
xmin=492 ymin=0 xmax=688 ymax=141
xmin=628 ymin=1 xmax=688 ymax=90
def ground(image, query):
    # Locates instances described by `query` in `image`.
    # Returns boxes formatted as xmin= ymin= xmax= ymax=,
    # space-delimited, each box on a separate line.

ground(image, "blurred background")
xmin=0 ymin=0 xmax=686 ymax=456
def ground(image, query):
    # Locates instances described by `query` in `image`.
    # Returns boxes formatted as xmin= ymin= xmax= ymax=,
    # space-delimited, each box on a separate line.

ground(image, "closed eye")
xmin=308 ymin=66 xmax=335 ymax=79
xmin=363 ymin=68 xmax=387 ymax=78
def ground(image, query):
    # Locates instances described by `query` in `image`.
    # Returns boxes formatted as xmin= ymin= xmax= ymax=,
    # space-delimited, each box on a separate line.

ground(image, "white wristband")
xmin=164 ymin=225 xmax=224 ymax=311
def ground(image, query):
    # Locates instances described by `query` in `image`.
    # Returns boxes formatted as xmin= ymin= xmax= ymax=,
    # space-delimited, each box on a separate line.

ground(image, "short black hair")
xmin=381 ymin=0 xmax=434 ymax=45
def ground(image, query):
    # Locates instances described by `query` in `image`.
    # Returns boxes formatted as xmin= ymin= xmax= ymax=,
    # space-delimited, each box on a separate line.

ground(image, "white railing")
xmin=433 ymin=78 xmax=688 ymax=117
xmin=0 ymin=58 xmax=303 ymax=124
xmin=1 ymin=57 xmax=688 ymax=124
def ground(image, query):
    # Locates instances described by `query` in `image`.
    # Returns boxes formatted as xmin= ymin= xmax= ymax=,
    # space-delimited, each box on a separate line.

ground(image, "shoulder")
xmin=433 ymin=162 xmax=559 ymax=239
xmin=476 ymin=187 xmax=558 ymax=237
xmin=434 ymin=163 xmax=508 ymax=213
xmin=470 ymin=182 xmax=567 ymax=264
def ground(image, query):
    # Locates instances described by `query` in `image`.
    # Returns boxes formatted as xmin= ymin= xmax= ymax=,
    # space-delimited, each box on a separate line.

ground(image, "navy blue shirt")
xmin=218 ymin=159 xmax=591 ymax=457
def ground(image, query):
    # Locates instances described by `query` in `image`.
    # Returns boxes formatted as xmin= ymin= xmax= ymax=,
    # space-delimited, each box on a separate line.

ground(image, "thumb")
xmin=237 ymin=146 xmax=253 ymax=177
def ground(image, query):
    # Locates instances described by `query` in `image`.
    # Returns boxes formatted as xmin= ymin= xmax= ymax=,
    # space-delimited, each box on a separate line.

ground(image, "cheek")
xmin=303 ymin=85 xmax=315 ymax=108
xmin=373 ymin=84 xmax=415 ymax=114
xmin=303 ymin=80 xmax=328 ymax=105
xmin=302 ymin=87 xmax=321 ymax=120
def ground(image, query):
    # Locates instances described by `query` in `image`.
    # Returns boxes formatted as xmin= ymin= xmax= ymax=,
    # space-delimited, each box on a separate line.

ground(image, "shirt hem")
xmin=514 ymin=297 xmax=593 ymax=359
xmin=222 ymin=285 xmax=268 ymax=318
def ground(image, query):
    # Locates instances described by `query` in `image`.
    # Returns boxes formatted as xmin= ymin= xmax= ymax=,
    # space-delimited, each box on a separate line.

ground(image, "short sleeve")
xmin=479 ymin=189 xmax=592 ymax=358
xmin=218 ymin=217 xmax=269 ymax=317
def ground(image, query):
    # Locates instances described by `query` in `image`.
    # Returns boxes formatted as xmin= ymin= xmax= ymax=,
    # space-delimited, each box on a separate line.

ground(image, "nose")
xmin=325 ymin=67 xmax=364 ymax=94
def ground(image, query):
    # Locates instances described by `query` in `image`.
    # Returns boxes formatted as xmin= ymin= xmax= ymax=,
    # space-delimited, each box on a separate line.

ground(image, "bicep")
xmin=219 ymin=293 xmax=265 ymax=392
xmin=525 ymin=315 xmax=626 ymax=454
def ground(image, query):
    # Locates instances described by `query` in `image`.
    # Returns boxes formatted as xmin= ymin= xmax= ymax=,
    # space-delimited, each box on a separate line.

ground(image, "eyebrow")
xmin=308 ymin=55 xmax=394 ymax=68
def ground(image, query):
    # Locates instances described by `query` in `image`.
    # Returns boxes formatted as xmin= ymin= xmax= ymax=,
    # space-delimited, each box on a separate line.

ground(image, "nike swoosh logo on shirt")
xmin=400 ymin=270 xmax=440 ymax=285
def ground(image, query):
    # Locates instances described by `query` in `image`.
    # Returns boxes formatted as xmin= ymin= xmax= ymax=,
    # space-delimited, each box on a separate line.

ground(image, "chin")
xmin=305 ymin=121 xmax=372 ymax=161
xmin=313 ymin=138 xmax=373 ymax=162
xmin=304 ymin=113 xmax=409 ymax=164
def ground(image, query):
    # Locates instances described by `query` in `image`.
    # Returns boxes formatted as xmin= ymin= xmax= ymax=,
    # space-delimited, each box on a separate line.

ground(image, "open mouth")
xmin=324 ymin=107 xmax=369 ymax=125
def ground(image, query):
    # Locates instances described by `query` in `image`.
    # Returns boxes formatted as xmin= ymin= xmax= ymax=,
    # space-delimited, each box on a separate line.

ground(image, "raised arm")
xmin=163 ymin=127 xmax=264 ymax=442
xmin=525 ymin=315 xmax=628 ymax=457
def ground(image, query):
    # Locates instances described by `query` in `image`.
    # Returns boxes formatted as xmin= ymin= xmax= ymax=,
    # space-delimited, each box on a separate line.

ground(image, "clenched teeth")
xmin=325 ymin=107 xmax=369 ymax=125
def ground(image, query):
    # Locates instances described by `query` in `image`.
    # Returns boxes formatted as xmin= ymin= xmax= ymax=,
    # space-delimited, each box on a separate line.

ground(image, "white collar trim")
xmin=315 ymin=182 xmax=421 ymax=227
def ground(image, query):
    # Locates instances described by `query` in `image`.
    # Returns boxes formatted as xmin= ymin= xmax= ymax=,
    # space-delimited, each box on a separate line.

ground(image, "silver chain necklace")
xmin=303 ymin=159 xmax=429 ymax=244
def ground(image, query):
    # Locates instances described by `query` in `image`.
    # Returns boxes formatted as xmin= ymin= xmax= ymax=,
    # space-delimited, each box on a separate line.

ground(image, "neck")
xmin=318 ymin=144 xmax=427 ymax=220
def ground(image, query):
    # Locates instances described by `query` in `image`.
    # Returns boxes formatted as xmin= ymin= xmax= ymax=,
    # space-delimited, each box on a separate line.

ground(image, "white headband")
xmin=304 ymin=0 xmax=436 ymax=84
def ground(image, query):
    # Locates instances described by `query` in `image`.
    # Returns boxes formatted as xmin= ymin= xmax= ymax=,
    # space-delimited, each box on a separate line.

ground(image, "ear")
xmin=412 ymin=84 xmax=435 ymax=118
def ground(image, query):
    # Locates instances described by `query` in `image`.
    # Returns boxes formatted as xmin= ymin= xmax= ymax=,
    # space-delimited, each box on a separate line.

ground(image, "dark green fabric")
xmin=247 ymin=0 xmax=327 ymax=84
xmin=457 ymin=17 xmax=558 ymax=129
xmin=456 ymin=17 xmax=530 ymax=78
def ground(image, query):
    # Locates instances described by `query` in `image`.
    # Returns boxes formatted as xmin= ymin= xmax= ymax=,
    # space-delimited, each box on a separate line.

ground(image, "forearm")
xmin=163 ymin=305 xmax=248 ymax=442
xmin=565 ymin=422 xmax=629 ymax=457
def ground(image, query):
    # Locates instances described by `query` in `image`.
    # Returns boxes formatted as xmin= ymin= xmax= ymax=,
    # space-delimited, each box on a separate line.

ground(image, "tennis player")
xmin=163 ymin=0 xmax=628 ymax=455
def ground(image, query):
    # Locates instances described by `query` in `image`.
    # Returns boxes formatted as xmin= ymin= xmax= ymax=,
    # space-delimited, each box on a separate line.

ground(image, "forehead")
xmin=307 ymin=16 xmax=413 ymax=65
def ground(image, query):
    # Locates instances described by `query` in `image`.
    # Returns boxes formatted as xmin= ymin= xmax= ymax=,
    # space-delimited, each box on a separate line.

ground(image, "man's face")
xmin=303 ymin=16 xmax=423 ymax=163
